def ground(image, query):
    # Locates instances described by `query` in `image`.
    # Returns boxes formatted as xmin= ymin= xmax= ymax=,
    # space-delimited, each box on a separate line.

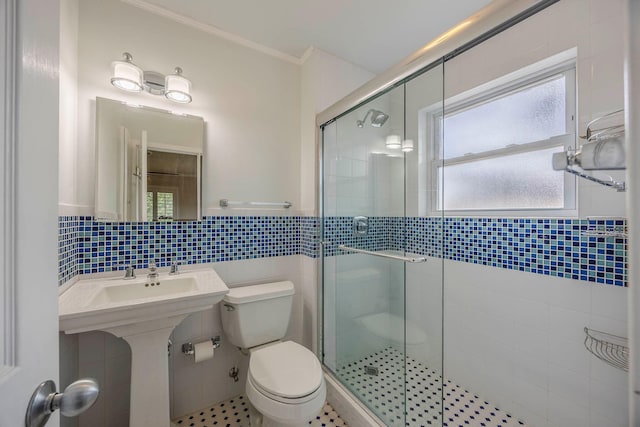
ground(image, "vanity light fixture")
xmin=110 ymin=52 xmax=193 ymax=104
xmin=402 ymin=139 xmax=414 ymax=152
xmin=111 ymin=52 xmax=143 ymax=92
xmin=165 ymin=68 xmax=192 ymax=104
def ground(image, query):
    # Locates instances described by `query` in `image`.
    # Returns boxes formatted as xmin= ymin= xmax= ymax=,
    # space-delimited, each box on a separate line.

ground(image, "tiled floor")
xmin=172 ymin=395 xmax=348 ymax=427
xmin=337 ymin=347 xmax=527 ymax=427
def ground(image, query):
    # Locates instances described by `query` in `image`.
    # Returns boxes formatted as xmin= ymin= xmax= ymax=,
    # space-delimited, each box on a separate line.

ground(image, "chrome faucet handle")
xmin=169 ymin=261 xmax=179 ymax=275
xmin=123 ymin=265 xmax=136 ymax=280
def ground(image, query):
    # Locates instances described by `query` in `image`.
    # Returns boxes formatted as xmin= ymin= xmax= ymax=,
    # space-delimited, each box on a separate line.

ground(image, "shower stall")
xmin=318 ymin=1 xmax=630 ymax=426
xmin=320 ymin=62 xmax=446 ymax=426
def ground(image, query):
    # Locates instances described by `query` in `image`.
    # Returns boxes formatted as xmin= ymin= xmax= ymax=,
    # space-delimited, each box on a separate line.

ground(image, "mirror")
xmin=95 ymin=97 xmax=204 ymax=221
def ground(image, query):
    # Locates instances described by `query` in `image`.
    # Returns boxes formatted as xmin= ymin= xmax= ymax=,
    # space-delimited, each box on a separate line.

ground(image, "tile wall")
xmin=59 ymin=215 xmax=627 ymax=287
xmin=58 ymin=216 xmax=301 ymax=284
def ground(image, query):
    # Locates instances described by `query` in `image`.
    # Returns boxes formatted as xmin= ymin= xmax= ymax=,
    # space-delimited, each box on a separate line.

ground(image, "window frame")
xmin=428 ymin=61 xmax=577 ymax=217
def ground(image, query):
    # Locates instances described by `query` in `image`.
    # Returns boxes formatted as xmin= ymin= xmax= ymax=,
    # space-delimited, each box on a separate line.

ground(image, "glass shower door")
xmin=321 ymin=85 xmax=409 ymax=426
xmin=321 ymin=61 xmax=444 ymax=426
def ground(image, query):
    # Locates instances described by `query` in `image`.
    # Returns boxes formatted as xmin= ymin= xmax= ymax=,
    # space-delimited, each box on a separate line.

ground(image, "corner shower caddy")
xmin=554 ymin=109 xmax=627 ymax=191
xmin=584 ymin=327 xmax=629 ymax=372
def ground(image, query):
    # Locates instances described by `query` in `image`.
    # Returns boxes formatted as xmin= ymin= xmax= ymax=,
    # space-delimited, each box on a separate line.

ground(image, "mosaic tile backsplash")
xmin=58 ymin=215 xmax=627 ymax=287
xmin=59 ymin=216 xmax=302 ymax=284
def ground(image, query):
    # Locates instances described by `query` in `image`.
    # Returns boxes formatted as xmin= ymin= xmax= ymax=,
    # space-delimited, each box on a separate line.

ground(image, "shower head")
xmin=357 ymin=109 xmax=389 ymax=128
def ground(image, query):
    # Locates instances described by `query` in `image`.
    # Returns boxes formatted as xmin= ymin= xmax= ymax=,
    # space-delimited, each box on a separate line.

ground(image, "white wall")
xmin=444 ymin=261 xmax=628 ymax=427
xmin=59 ymin=0 xmax=80 ymax=215
xmin=300 ymin=48 xmax=374 ymax=214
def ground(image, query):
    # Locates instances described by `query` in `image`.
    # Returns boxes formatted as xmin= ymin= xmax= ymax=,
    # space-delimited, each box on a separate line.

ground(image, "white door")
xmin=0 ymin=0 xmax=62 ymax=425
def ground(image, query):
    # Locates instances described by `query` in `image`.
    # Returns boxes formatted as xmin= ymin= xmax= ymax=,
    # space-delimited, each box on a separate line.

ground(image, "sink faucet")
xmin=147 ymin=262 xmax=158 ymax=280
xmin=123 ymin=265 xmax=136 ymax=280
xmin=169 ymin=261 xmax=179 ymax=275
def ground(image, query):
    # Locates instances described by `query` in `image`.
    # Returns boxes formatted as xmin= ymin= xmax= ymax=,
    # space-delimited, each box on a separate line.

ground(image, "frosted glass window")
xmin=432 ymin=65 xmax=576 ymax=212
xmin=438 ymin=147 xmax=565 ymax=210
xmin=441 ymin=76 xmax=567 ymax=159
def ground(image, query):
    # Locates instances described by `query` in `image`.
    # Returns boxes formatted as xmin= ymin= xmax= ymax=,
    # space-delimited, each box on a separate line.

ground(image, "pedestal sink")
xmin=59 ymin=268 xmax=229 ymax=427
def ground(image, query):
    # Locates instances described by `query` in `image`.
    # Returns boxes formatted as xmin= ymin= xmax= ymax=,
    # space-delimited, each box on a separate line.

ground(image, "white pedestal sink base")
xmin=105 ymin=315 xmax=188 ymax=427
xmin=59 ymin=268 xmax=229 ymax=427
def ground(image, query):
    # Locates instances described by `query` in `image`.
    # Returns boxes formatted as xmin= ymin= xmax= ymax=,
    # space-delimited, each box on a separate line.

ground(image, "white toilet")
xmin=221 ymin=281 xmax=326 ymax=427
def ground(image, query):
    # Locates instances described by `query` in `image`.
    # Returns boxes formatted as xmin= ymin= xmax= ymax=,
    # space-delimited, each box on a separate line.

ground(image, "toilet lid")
xmin=249 ymin=341 xmax=322 ymax=399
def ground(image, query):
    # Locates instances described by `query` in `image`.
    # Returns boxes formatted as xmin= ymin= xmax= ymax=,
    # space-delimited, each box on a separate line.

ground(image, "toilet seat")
xmin=248 ymin=373 xmax=324 ymax=404
xmin=249 ymin=341 xmax=323 ymax=401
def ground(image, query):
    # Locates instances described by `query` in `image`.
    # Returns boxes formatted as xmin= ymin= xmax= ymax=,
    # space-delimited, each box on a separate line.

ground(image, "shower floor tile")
xmin=337 ymin=347 xmax=527 ymax=427
xmin=172 ymin=395 xmax=348 ymax=427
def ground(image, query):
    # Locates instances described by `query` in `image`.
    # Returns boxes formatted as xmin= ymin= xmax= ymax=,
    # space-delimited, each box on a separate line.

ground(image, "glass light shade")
xmin=402 ymin=139 xmax=414 ymax=152
xmin=111 ymin=60 xmax=143 ymax=92
xmin=165 ymin=72 xmax=192 ymax=104
xmin=385 ymin=134 xmax=402 ymax=149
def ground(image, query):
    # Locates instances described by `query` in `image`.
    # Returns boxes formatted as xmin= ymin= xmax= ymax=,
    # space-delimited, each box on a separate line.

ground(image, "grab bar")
xmin=338 ymin=245 xmax=427 ymax=263
xmin=219 ymin=199 xmax=292 ymax=209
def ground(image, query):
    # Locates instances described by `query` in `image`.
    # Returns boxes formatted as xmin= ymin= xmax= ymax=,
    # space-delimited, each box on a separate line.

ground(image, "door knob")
xmin=25 ymin=378 xmax=100 ymax=427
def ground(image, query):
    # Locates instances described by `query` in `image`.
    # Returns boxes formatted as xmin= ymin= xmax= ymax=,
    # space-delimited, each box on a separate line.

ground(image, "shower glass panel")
xmin=321 ymin=61 xmax=444 ymax=426
xmin=322 ymin=85 xmax=408 ymax=426
xmin=403 ymin=62 xmax=445 ymax=427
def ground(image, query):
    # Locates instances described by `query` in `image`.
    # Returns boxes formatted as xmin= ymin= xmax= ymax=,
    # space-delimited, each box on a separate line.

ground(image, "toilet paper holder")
xmin=182 ymin=336 xmax=221 ymax=356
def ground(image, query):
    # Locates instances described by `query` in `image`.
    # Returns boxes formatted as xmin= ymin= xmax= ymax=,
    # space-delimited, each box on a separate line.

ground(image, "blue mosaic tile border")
xmin=321 ymin=216 xmax=626 ymax=287
xmin=400 ymin=217 xmax=626 ymax=287
xmin=58 ymin=215 xmax=627 ymax=287
xmin=75 ymin=216 xmax=300 ymax=275
xmin=300 ymin=216 xmax=320 ymax=258
xmin=58 ymin=216 xmax=92 ymax=286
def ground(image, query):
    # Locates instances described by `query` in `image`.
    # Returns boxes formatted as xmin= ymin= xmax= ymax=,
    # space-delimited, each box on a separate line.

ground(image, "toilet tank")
xmin=221 ymin=281 xmax=294 ymax=348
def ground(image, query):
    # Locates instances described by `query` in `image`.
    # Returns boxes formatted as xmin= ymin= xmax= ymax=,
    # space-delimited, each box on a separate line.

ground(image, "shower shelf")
xmin=554 ymin=110 xmax=627 ymax=191
xmin=584 ymin=327 xmax=628 ymax=372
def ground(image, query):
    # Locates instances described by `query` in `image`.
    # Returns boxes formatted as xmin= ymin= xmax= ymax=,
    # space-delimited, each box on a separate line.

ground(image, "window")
xmin=432 ymin=64 xmax=576 ymax=213
xmin=147 ymin=190 xmax=175 ymax=221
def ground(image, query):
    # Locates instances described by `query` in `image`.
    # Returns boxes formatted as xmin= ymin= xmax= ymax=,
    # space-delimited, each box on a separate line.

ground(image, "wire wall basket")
xmin=584 ymin=327 xmax=629 ymax=372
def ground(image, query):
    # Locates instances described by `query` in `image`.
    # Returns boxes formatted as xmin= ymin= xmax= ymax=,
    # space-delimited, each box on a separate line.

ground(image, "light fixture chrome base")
xmin=143 ymin=71 xmax=166 ymax=95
